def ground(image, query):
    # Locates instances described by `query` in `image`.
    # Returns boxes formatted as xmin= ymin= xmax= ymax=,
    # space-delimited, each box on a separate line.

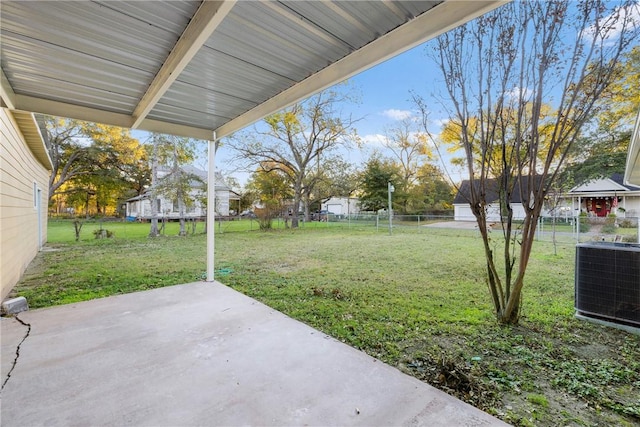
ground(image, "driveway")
xmin=1 ymin=282 xmax=507 ymax=426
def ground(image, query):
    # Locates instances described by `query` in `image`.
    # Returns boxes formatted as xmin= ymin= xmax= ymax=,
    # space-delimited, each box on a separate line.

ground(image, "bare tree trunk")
xmin=291 ymin=179 xmax=303 ymax=228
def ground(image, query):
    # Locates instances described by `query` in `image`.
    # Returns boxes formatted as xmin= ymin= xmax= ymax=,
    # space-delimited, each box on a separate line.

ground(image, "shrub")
xmin=601 ymin=214 xmax=617 ymax=234
xmin=93 ymin=229 xmax=114 ymax=239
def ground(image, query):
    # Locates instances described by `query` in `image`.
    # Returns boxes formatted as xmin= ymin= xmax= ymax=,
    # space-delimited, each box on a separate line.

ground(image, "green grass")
xmin=10 ymin=220 xmax=640 ymax=427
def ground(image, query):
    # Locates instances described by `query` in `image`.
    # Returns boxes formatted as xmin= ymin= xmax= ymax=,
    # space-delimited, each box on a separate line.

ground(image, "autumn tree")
xmin=227 ymin=88 xmax=359 ymax=227
xmin=563 ymin=46 xmax=640 ymax=184
xmin=380 ymin=118 xmax=435 ymax=213
xmin=415 ymin=0 xmax=639 ymax=324
xmin=45 ymin=116 xmax=90 ymax=205
xmin=245 ymin=163 xmax=293 ymax=230
xmin=46 ymin=117 xmax=148 ymax=216
xmin=83 ymin=123 xmax=149 ymax=214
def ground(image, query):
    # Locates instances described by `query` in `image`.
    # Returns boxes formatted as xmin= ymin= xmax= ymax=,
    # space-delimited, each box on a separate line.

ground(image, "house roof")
xmin=625 ymin=109 xmax=640 ymax=186
xmin=453 ymin=176 xmax=543 ymax=205
xmin=570 ymin=173 xmax=640 ymax=193
xmin=0 ymin=1 xmax=505 ymax=141
xmin=9 ymin=110 xmax=52 ymax=171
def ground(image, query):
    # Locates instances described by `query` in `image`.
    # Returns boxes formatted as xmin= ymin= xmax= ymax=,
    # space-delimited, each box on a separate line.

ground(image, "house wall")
xmin=323 ymin=197 xmax=359 ymax=216
xmin=1 ymin=109 xmax=50 ymax=300
xmin=620 ymin=196 xmax=640 ymax=218
xmin=454 ymin=203 xmax=529 ymax=222
xmin=126 ymin=188 xmax=229 ymax=219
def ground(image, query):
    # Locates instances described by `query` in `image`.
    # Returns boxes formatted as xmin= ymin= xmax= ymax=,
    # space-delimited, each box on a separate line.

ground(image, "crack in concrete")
xmin=1 ymin=314 xmax=31 ymax=392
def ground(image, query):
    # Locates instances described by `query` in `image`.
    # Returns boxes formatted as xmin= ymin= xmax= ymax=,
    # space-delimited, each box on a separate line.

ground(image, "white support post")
xmin=206 ymin=134 xmax=218 ymax=282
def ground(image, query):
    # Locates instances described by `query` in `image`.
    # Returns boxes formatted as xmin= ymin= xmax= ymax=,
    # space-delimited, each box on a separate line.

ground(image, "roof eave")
xmin=624 ymin=110 xmax=640 ymax=186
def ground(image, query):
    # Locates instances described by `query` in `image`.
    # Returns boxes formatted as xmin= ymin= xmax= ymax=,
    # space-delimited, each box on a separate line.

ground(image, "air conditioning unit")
xmin=575 ymin=242 xmax=640 ymax=327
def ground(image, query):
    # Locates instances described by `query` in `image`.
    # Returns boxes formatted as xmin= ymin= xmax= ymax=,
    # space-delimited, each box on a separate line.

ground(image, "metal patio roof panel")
xmin=150 ymin=0 xmax=444 ymax=133
xmin=177 ymin=48 xmax=293 ymax=106
xmin=156 ymin=80 xmax=251 ymax=121
xmin=2 ymin=33 xmax=153 ymax=101
xmin=0 ymin=1 xmax=183 ymax=73
xmin=281 ymin=1 xmax=441 ymax=53
xmin=1 ymin=0 xmax=507 ymax=140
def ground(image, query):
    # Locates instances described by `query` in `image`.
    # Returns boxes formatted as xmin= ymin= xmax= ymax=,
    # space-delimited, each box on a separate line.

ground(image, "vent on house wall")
xmin=575 ymin=242 xmax=640 ymax=327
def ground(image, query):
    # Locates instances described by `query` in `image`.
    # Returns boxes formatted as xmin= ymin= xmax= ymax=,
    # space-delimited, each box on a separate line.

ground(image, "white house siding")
xmin=621 ymin=196 xmax=640 ymax=217
xmin=1 ymin=109 xmax=51 ymax=300
xmin=323 ymin=197 xmax=359 ymax=216
xmin=126 ymin=185 xmax=234 ymax=219
xmin=454 ymin=203 xmax=528 ymax=222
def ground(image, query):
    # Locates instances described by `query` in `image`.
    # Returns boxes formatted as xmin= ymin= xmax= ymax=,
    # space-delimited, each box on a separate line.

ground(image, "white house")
xmin=1 ymin=110 xmax=52 ymax=300
xmin=125 ymin=168 xmax=239 ymax=220
xmin=566 ymin=174 xmax=640 ymax=219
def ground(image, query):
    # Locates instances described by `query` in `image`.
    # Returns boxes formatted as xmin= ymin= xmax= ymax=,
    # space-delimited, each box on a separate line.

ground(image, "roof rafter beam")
xmin=1 ymin=68 xmax=16 ymax=109
xmin=13 ymin=94 xmax=214 ymax=140
xmin=214 ymin=0 xmax=507 ymax=139
xmin=131 ymin=0 xmax=236 ymax=129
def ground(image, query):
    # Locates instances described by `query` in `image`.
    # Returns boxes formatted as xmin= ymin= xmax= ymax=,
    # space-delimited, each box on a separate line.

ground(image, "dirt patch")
xmin=571 ymin=343 xmax=613 ymax=359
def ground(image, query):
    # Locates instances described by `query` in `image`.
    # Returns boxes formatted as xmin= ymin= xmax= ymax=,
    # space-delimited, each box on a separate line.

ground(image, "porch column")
xmin=206 ymin=134 xmax=218 ymax=282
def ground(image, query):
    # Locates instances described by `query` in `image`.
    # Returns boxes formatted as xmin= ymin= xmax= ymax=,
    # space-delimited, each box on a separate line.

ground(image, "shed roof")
xmin=1 ymin=1 xmax=505 ymax=141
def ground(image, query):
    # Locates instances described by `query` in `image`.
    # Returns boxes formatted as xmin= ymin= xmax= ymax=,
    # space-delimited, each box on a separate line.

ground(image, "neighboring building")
xmin=322 ymin=197 xmax=360 ymax=216
xmin=125 ymin=168 xmax=239 ymax=220
xmin=565 ymin=173 xmax=640 ymax=218
xmin=453 ymin=177 xmax=547 ymax=222
xmin=1 ymin=109 xmax=52 ymax=300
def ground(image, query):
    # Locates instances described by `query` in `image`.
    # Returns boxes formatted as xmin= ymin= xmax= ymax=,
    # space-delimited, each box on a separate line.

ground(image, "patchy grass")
xmin=10 ymin=221 xmax=640 ymax=426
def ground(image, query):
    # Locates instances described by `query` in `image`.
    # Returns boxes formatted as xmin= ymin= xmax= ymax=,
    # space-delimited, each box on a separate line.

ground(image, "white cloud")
xmin=505 ymin=86 xmax=534 ymax=101
xmin=359 ymin=133 xmax=386 ymax=148
xmin=381 ymin=109 xmax=413 ymax=121
xmin=582 ymin=2 xmax=640 ymax=44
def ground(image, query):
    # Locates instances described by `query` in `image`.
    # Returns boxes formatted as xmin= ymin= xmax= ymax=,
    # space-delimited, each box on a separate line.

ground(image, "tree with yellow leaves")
xmin=415 ymin=0 xmax=639 ymax=324
xmin=227 ymin=88 xmax=360 ymax=227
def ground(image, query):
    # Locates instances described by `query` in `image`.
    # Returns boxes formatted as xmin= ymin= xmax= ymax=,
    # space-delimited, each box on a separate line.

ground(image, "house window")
xmin=33 ymin=182 xmax=38 ymax=208
xmin=173 ymin=199 xmax=179 ymax=212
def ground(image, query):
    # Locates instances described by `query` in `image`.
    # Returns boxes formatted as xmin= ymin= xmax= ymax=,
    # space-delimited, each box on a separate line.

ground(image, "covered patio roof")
xmin=1 ymin=0 xmax=505 ymax=141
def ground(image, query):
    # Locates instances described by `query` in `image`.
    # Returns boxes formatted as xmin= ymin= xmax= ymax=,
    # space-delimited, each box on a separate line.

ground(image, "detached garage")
xmin=453 ymin=177 xmax=545 ymax=222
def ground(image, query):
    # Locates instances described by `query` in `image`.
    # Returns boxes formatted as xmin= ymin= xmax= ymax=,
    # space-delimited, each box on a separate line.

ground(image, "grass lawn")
xmin=10 ymin=219 xmax=640 ymax=426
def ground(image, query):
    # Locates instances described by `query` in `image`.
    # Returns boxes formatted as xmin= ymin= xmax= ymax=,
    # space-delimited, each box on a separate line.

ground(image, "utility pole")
xmin=388 ymin=181 xmax=394 ymax=235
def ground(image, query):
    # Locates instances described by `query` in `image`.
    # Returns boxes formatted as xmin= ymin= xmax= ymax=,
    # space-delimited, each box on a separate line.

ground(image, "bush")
xmin=93 ymin=229 xmax=114 ymax=239
xmin=601 ymin=214 xmax=617 ymax=234
xmin=578 ymin=220 xmax=590 ymax=233
xmin=619 ymin=219 xmax=635 ymax=228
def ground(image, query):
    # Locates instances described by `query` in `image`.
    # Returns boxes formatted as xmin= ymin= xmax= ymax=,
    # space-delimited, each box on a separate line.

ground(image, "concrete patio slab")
xmin=1 ymin=282 xmax=507 ymax=426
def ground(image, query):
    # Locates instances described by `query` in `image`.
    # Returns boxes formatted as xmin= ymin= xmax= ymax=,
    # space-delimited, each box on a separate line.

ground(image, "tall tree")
xmin=358 ymin=156 xmax=401 ymax=212
xmin=563 ymin=46 xmax=640 ymax=184
xmin=147 ymin=133 xmax=196 ymax=237
xmin=415 ymin=0 xmax=639 ymax=324
xmin=83 ymin=123 xmax=149 ymax=214
xmin=227 ymin=88 xmax=359 ymax=227
xmin=381 ymin=118 xmax=432 ymax=188
xmin=45 ymin=116 xmax=90 ymax=202
xmin=302 ymin=157 xmax=358 ymax=217
xmin=46 ymin=117 xmax=148 ymax=216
